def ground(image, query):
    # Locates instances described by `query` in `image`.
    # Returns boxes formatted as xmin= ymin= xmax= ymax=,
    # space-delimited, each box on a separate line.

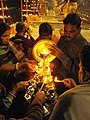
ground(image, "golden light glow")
xmin=33 ymin=39 xmax=56 ymax=62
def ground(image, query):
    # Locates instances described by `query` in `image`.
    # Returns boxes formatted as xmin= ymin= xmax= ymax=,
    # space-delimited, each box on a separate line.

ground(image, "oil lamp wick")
xmin=39 ymin=82 xmax=45 ymax=92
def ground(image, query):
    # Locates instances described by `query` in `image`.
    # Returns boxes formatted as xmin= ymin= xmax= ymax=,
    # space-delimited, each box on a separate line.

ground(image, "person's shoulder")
xmin=75 ymin=34 xmax=88 ymax=45
xmin=59 ymin=86 xmax=81 ymax=100
xmin=77 ymin=34 xmax=87 ymax=41
xmin=56 ymin=88 xmax=77 ymax=108
xmin=57 ymin=84 xmax=90 ymax=112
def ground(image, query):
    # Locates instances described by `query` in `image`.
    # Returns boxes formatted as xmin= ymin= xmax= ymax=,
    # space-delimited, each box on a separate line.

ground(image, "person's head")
xmin=16 ymin=22 xmax=26 ymax=35
xmin=39 ymin=22 xmax=53 ymax=39
xmin=63 ymin=13 xmax=81 ymax=41
xmin=0 ymin=23 xmax=11 ymax=44
xmin=78 ymin=44 xmax=90 ymax=84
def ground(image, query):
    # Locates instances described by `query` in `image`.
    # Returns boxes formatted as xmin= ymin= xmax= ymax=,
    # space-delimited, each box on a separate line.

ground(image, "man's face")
xmin=64 ymin=24 xmax=80 ymax=41
xmin=1 ymin=29 xmax=11 ymax=44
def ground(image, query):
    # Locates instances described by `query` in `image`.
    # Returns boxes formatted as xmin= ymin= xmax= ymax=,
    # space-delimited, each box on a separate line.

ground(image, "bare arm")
xmin=0 ymin=64 xmax=16 ymax=72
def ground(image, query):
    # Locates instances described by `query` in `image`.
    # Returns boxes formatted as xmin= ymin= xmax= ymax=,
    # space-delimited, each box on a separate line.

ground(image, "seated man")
xmin=49 ymin=44 xmax=90 ymax=120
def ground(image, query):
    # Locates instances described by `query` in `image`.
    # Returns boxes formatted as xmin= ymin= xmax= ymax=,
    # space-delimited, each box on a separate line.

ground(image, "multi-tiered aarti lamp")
xmin=24 ymin=39 xmax=58 ymax=116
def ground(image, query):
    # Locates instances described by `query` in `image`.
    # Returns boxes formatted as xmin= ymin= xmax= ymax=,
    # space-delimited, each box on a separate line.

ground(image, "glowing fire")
xmin=36 ymin=56 xmax=53 ymax=84
xmin=54 ymin=77 xmax=62 ymax=82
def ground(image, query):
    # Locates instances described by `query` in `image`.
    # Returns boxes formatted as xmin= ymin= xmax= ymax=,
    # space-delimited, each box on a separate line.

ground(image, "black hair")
xmin=0 ymin=23 xmax=10 ymax=36
xmin=39 ymin=22 xmax=53 ymax=36
xmin=80 ymin=44 xmax=90 ymax=72
xmin=16 ymin=22 xmax=26 ymax=33
xmin=63 ymin=13 xmax=81 ymax=29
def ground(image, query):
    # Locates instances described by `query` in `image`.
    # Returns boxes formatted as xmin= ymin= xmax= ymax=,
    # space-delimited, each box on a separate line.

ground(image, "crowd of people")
xmin=0 ymin=12 xmax=90 ymax=120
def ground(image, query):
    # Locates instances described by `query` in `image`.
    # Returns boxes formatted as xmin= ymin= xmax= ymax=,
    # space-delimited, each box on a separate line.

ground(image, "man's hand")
xmin=78 ymin=62 xmax=85 ymax=84
xmin=9 ymin=81 xmax=29 ymax=96
xmin=33 ymin=91 xmax=45 ymax=104
xmin=16 ymin=59 xmax=37 ymax=74
xmin=62 ymin=78 xmax=77 ymax=89
xmin=16 ymin=81 xmax=29 ymax=90
xmin=48 ymin=44 xmax=61 ymax=57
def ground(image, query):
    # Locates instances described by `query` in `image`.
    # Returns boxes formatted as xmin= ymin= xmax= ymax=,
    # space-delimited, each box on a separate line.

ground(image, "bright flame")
xmin=54 ymin=77 xmax=57 ymax=82
xmin=42 ymin=48 xmax=49 ymax=55
xmin=36 ymin=54 xmax=53 ymax=84
xmin=54 ymin=77 xmax=62 ymax=82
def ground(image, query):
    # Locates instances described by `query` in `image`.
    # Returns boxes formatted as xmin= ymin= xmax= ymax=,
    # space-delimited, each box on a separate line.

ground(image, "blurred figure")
xmin=55 ymin=0 xmax=78 ymax=17
xmin=11 ymin=22 xmax=35 ymax=57
xmin=68 ymin=0 xmax=78 ymax=14
xmin=28 ymin=22 xmax=59 ymax=60
xmin=60 ymin=0 xmax=78 ymax=14
xmin=35 ymin=22 xmax=52 ymax=43
xmin=35 ymin=22 xmax=59 ymax=44
xmin=0 ymin=22 xmax=23 ymax=82
xmin=38 ymin=0 xmax=48 ymax=15
xmin=49 ymin=44 xmax=90 ymax=120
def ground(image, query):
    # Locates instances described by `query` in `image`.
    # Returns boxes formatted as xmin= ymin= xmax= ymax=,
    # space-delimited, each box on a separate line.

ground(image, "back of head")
xmin=39 ymin=22 xmax=53 ymax=36
xmin=80 ymin=44 xmax=90 ymax=72
xmin=0 ymin=23 xmax=10 ymax=36
xmin=63 ymin=13 xmax=81 ymax=29
xmin=16 ymin=22 xmax=26 ymax=33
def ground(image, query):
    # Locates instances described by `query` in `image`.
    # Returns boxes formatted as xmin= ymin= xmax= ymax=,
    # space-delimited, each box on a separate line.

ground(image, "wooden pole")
xmin=26 ymin=0 xmax=28 ymax=16
xmin=1 ymin=0 xmax=5 ymax=22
